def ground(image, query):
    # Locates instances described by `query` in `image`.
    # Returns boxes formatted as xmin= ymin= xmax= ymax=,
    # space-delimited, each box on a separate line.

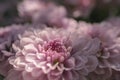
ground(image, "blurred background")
xmin=0 ymin=0 xmax=120 ymax=26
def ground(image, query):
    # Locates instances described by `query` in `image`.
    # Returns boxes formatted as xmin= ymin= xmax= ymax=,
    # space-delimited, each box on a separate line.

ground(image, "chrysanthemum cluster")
xmin=1 ymin=0 xmax=120 ymax=80
xmin=0 ymin=18 xmax=119 ymax=80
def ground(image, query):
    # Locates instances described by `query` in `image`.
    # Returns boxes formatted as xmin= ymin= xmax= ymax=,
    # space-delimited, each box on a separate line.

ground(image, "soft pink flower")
xmin=78 ymin=21 xmax=120 ymax=80
xmin=0 ymin=24 xmax=28 ymax=76
xmin=6 ymin=27 xmax=100 ymax=80
xmin=18 ymin=0 xmax=67 ymax=27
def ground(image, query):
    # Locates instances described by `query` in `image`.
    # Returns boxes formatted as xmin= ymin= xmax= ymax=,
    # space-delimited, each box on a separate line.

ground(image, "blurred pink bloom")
xmin=6 ymin=26 xmax=100 ymax=80
xmin=78 ymin=20 xmax=120 ymax=80
xmin=0 ymin=24 xmax=28 ymax=76
xmin=18 ymin=0 xmax=67 ymax=27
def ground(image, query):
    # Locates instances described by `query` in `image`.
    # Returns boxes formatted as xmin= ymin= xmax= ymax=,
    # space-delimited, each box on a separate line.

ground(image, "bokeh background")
xmin=0 ymin=0 xmax=120 ymax=26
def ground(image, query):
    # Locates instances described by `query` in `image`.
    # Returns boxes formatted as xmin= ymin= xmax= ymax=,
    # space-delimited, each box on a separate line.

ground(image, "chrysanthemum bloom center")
xmin=44 ymin=39 xmax=66 ymax=53
xmin=43 ymin=39 xmax=70 ymax=64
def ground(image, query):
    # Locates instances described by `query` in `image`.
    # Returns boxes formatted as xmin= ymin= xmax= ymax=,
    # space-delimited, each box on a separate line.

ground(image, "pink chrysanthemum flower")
xmin=18 ymin=0 xmax=67 ymax=27
xmin=92 ymin=22 xmax=120 ymax=70
xmin=0 ymin=24 xmax=28 ymax=76
xmin=78 ymin=21 xmax=120 ymax=80
xmin=6 ymin=26 xmax=100 ymax=80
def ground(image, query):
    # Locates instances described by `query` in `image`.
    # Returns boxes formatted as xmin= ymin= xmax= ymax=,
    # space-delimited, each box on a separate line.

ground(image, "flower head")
xmin=6 ymin=26 xmax=100 ymax=80
xmin=80 ymin=20 xmax=120 ymax=80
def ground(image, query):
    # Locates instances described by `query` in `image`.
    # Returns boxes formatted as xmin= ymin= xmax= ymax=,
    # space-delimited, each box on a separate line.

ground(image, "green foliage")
xmin=0 ymin=75 xmax=4 ymax=80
